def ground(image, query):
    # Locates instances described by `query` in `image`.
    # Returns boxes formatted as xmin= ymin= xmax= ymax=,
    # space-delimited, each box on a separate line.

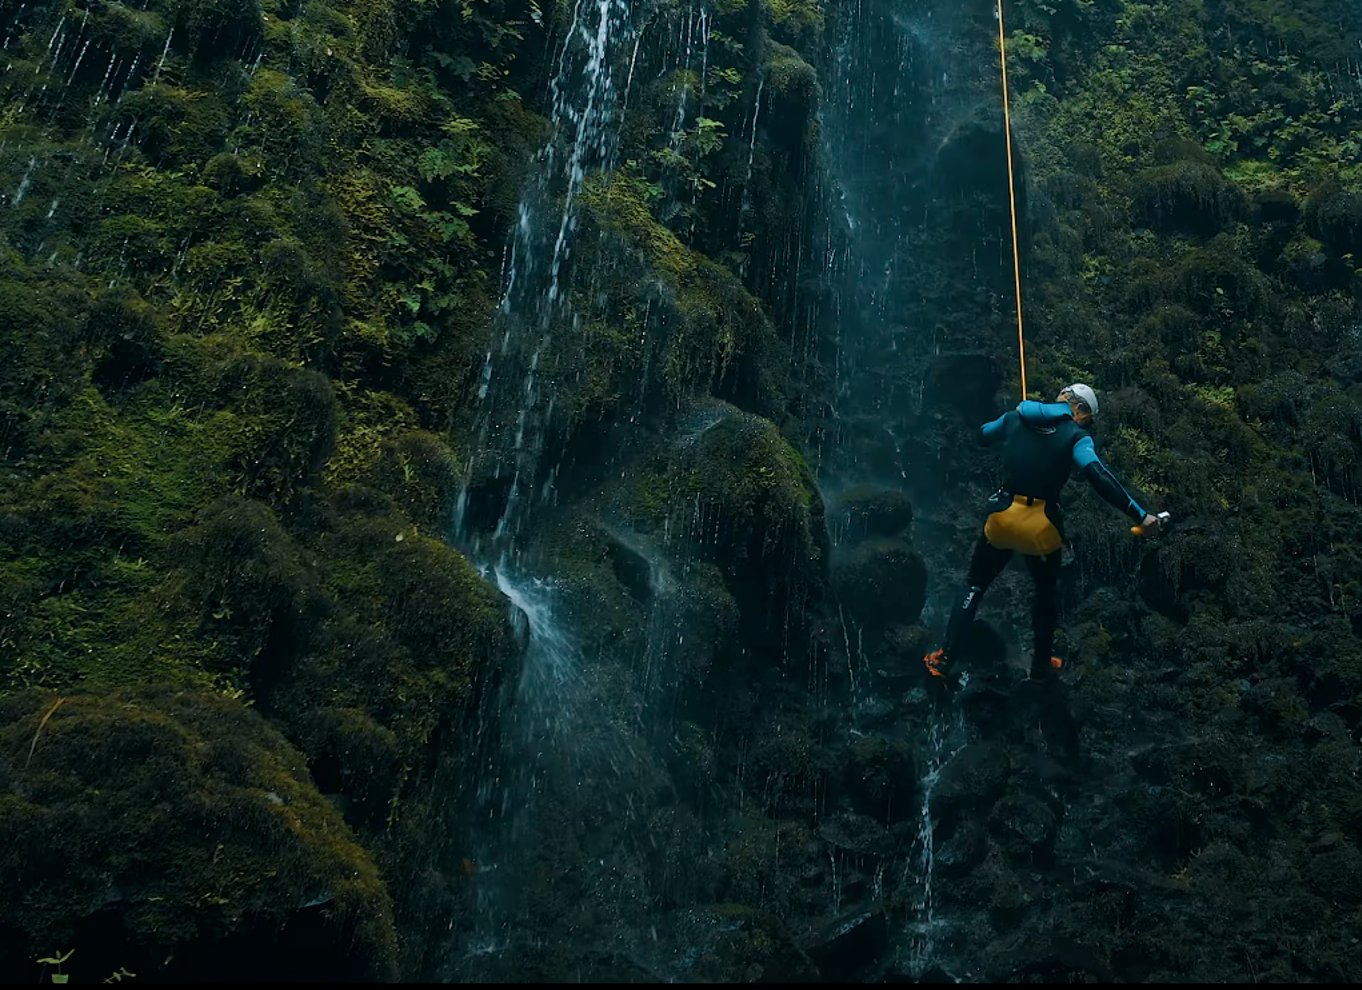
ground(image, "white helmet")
xmin=1063 ymin=383 xmax=1099 ymax=416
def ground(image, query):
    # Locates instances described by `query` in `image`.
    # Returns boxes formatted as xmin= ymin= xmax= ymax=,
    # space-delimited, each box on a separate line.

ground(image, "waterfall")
xmin=447 ymin=0 xmax=648 ymax=977
xmin=456 ymin=0 xmax=636 ymax=565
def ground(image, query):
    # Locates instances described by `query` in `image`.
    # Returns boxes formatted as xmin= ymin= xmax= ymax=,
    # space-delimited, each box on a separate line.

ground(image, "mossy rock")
xmin=1278 ymin=234 xmax=1342 ymax=293
xmin=837 ymin=734 xmax=916 ymax=825
xmin=363 ymin=430 xmax=460 ymax=529
xmin=1151 ymin=137 xmax=1218 ymax=167
xmin=170 ymin=495 xmax=325 ymax=683
xmin=829 ymin=484 xmax=914 ymax=543
xmin=293 ymin=705 xmax=400 ymax=828
xmin=763 ymin=43 xmax=819 ymax=158
xmin=170 ymin=0 xmax=266 ymax=59
xmin=81 ymin=286 xmax=165 ymax=396
xmin=208 ymin=352 xmax=339 ymax=504
xmin=1174 ymin=243 xmax=1264 ymax=317
xmin=763 ymin=0 xmax=824 ymax=46
xmin=116 ymin=85 xmax=232 ymax=167
xmin=1253 ymin=187 xmax=1301 ymax=225
xmin=1129 ymin=160 xmax=1246 ymax=236
xmin=0 ymin=687 xmax=398 ymax=982
xmin=631 ymin=404 xmax=827 ymax=601
xmin=573 ymin=173 xmax=785 ymax=418
xmin=1304 ymin=181 xmax=1362 ymax=258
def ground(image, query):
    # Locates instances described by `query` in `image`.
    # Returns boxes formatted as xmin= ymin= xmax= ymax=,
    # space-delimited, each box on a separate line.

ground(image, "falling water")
xmin=447 ymin=0 xmax=650 ymax=977
xmin=152 ymin=27 xmax=173 ymax=84
xmin=456 ymin=0 xmax=636 ymax=560
xmin=11 ymin=156 xmax=35 ymax=207
xmin=903 ymin=702 xmax=966 ymax=977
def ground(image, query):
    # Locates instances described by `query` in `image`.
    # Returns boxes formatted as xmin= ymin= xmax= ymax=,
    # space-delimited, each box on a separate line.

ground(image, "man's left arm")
xmin=1072 ymin=436 xmax=1149 ymax=522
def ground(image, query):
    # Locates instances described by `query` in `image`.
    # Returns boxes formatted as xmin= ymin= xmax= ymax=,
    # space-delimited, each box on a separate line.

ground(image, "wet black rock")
xmin=935 ymin=740 xmax=1010 ymax=829
xmin=925 ymin=352 xmax=1004 ymax=426
xmin=658 ymin=905 xmax=818 ymax=982
xmin=934 ymin=816 xmax=990 ymax=879
xmin=837 ymin=734 xmax=918 ymax=825
xmin=987 ymin=792 xmax=1059 ymax=865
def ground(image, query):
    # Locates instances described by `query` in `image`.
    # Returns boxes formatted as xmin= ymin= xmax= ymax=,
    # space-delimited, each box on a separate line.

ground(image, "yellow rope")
xmin=997 ymin=1 xmax=1027 ymax=400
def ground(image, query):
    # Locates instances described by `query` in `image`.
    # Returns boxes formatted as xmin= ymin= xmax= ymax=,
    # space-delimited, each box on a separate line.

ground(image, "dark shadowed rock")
xmin=925 ymin=352 xmax=1004 ymax=425
xmin=658 ymin=905 xmax=819 ymax=982
xmin=988 ymin=792 xmax=1059 ymax=864
xmin=838 ymin=734 xmax=918 ymax=825
xmin=934 ymin=740 xmax=1010 ymax=837
xmin=808 ymin=906 xmax=889 ymax=980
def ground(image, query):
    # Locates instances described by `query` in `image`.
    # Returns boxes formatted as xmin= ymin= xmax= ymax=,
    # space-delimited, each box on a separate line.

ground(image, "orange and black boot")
xmin=923 ymin=648 xmax=961 ymax=688
xmin=1028 ymin=655 xmax=1063 ymax=682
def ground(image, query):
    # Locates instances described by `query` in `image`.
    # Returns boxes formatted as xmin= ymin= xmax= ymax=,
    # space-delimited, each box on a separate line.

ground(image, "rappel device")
xmin=1131 ymin=511 xmax=1172 ymax=537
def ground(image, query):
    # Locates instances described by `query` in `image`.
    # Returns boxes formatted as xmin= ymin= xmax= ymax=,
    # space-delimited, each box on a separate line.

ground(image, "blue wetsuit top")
xmin=979 ymin=400 xmax=1149 ymax=522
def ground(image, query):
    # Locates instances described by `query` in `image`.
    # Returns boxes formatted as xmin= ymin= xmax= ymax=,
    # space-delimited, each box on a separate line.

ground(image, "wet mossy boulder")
xmin=1174 ymin=242 xmax=1265 ymax=317
xmin=1130 ymin=160 xmax=1246 ymax=236
xmin=363 ymin=430 xmax=460 ymax=530
xmin=292 ymin=705 xmax=400 ymax=830
xmin=0 ymin=688 xmax=398 ymax=983
xmin=571 ymin=174 xmax=786 ymax=419
xmin=116 ymin=85 xmax=232 ymax=167
xmin=829 ymin=484 xmax=914 ymax=542
xmin=1253 ymin=186 xmax=1301 ymax=225
xmin=934 ymin=740 xmax=1010 ymax=829
xmin=836 ymin=733 xmax=916 ymax=825
xmin=632 ymin=401 xmax=826 ymax=581
xmin=763 ymin=42 xmax=820 ymax=161
xmin=208 ymin=352 xmax=338 ymax=504
xmin=987 ymin=791 xmax=1059 ymax=864
xmin=82 ymin=287 xmax=165 ymax=396
xmin=171 ymin=495 xmax=326 ymax=683
xmin=830 ymin=537 xmax=927 ymax=634
xmin=1278 ymin=234 xmax=1342 ymax=293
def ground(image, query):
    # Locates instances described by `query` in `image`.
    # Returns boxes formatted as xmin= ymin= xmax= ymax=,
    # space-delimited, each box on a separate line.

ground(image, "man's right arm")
xmin=980 ymin=410 xmax=1013 ymax=446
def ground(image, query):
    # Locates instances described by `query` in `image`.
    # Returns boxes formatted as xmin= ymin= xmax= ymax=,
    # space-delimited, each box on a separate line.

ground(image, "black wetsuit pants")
xmin=944 ymin=535 xmax=1062 ymax=677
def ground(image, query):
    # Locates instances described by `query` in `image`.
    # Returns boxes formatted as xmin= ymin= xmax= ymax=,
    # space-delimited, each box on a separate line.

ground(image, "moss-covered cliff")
xmin=1 ymin=0 xmax=543 ymax=979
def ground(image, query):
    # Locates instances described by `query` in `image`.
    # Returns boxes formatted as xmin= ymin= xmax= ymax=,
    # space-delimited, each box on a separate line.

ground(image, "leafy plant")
xmin=37 ymin=949 xmax=74 ymax=984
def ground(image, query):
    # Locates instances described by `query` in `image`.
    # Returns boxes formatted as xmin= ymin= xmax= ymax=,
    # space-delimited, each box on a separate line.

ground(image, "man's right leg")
xmin=1024 ymin=548 xmax=1064 ymax=680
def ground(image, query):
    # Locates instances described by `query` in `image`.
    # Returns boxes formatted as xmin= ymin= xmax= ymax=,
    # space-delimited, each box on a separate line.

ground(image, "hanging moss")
xmin=1304 ymin=181 xmax=1362 ymax=258
xmin=171 ymin=0 xmax=266 ymax=59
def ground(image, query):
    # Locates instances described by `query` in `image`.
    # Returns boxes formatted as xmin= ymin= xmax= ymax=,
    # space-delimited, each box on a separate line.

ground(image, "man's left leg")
xmin=1024 ymin=548 xmax=1063 ymax=680
xmin=925 ymin=534 xmax=1011 ymax=682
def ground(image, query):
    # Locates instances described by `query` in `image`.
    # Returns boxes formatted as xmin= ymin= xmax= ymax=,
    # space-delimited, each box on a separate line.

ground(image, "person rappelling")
xmin=922 ymin=383 xmax=1168 ymax=685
